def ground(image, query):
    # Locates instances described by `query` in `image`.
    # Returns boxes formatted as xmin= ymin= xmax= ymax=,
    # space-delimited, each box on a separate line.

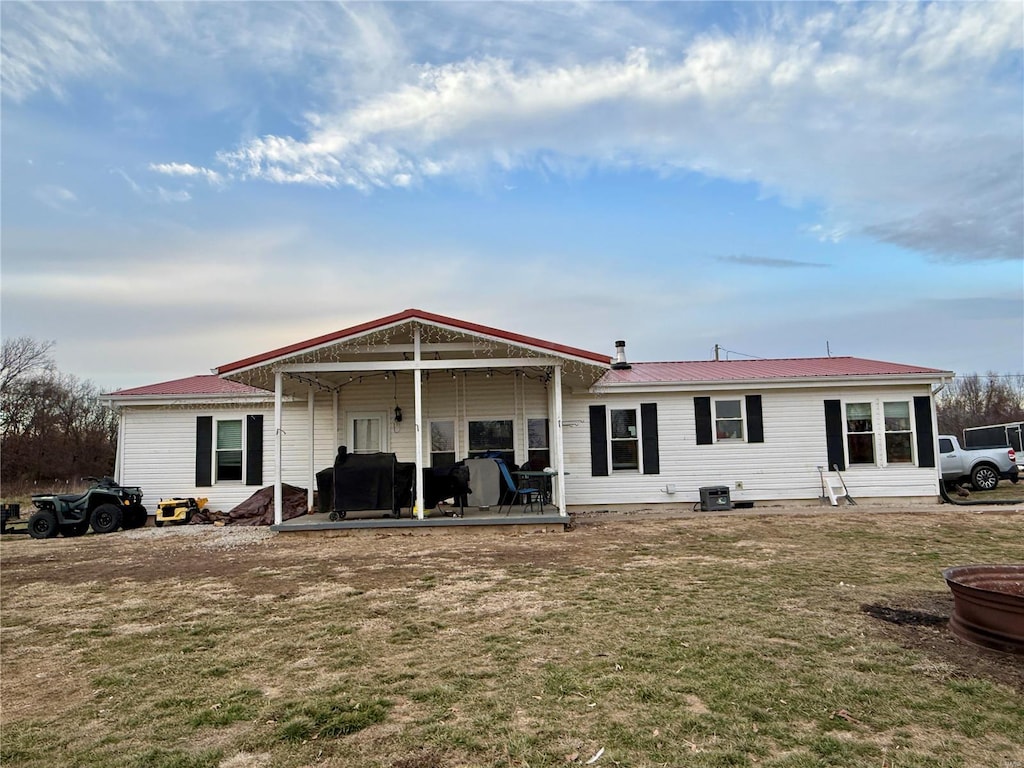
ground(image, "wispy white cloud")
xmin=156 ymin=187 xmax=191 ymax=204
xmin=149 ymin=162 xmax=224 ymax=186
xmin=210 ymin=3 xmax=1021 ymax=261
xmin=32 ymin=184 xmax=77 ymax=210
xmin=716 ymin=255 xmax=829 ymax=269
xmin=0 ymin=3 xmax=120 ymax=101
xmin=113 ymin=168 xmax=190 ymax=204
xmin=3 ymin=2 xmax=1021 ymax=263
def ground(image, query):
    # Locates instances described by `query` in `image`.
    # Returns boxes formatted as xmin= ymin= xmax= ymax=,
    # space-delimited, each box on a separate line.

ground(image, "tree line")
xmin=935 ymin=372 xmax=1024 ymax=442
xmin=2 ymin=338 xmax=117 ymax=487
xmin=1 ymin=336 xmax=1022 ymax=489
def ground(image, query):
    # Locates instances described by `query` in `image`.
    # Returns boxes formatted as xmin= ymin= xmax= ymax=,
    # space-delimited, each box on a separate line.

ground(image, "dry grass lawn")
xmin=2 ymin=505 xmax=1023 ymax=768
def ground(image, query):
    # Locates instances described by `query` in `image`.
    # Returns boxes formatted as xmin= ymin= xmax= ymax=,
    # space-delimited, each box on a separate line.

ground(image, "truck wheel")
xmin=970 ymin=465 xmax=1000 ymax=492
xmin=91 ymin=503 xmax=123 ymax=534
xmin=28 ymin=510 xmax=59 ymax=539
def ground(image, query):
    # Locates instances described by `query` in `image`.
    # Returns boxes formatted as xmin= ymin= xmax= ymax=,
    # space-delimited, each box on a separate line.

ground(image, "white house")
xmin=105 ymin=309 xmax=953 ymax=524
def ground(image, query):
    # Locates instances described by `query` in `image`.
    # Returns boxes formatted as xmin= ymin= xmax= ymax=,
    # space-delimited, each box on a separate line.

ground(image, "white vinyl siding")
xmin=115 ymin=375 xmax=940 ymax=514
xmin=561 ymin=384 xmax=940 ymax=506
xmin=118 ymin=403 xmax=279 ymax=512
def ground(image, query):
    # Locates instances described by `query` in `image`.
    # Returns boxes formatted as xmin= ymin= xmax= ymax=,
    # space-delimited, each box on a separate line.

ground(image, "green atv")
xmin=27 ymin=476 xmax=147 ymax=539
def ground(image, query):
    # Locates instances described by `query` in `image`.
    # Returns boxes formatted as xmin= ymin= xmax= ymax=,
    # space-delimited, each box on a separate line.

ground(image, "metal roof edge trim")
xmin=590 ymin=372 xmax=953 ymax=393
xmin=101 ymin=393 xmax=288 ymax=407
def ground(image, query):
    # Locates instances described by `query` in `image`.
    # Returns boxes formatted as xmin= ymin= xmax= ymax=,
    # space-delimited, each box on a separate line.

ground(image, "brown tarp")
xmin=192 ymin=484 xmax=309 ymax=526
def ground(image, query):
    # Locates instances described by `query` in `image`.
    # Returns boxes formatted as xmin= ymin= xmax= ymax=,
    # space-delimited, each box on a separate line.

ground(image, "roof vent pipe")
xmin=611 ymin=340 xmax=632 ymax=370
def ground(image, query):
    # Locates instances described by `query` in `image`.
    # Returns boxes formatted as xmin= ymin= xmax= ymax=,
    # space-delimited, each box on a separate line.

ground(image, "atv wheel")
xmin=154 ymin=519 xmax=164 ymax=528
xmin=27 ymin=510 xmax=59 ymax=539
xmin=60 ymin=521 xmax=90 ymax=537
xmin=91 ymin=503 xmax=123 ymax=534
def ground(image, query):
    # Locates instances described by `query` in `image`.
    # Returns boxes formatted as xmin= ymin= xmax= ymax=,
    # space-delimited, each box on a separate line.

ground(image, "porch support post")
xmin=414 ymin=327 xmax=425 ymax=519
xmin=274 ymin=370 xmax=283 ymax=526
xmin=332 ymin=391 xmax=339 ymax=452
xmin=114 ymin=406 xmax=126 ymax=482
xmin=307 ymin=388 xmax=315 ymax=513
xmin=553 ymin=365 xmax=567 ymax=516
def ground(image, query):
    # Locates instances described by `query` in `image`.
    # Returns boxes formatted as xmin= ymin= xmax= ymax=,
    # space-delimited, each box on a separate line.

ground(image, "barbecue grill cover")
xmin=333 ymin=452 xmax=397 ymax=512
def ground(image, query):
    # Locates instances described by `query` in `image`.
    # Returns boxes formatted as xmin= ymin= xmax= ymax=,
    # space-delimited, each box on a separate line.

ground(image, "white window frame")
xmin=840 ymin=399 xmax=919 ymax=467
xmin=347 ymin=411 xmax=388 ymax=455
xmin=882 ymin=400 xmax=915 ymax=465
xmin=466 ymin=417 xmax=515 ymax=464
xmin=214 ymin=417 xmax=245 ymax=484
xmin=713 ymin=398 xmax=746 ymax=442
xmin=527 ymin=417 xmax=550 ymax=467
xmin=844 ymin=401 xmax=877 ymax=466
xmin=609 ymin=407 xmax=641 ymax=472
xmin=429 ymin=418 xmax=458 ymax=467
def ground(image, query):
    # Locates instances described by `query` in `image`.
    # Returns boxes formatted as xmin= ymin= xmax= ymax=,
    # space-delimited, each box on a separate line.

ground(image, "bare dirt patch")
xmin=861 ymin=591 xmax=1024 ymax=695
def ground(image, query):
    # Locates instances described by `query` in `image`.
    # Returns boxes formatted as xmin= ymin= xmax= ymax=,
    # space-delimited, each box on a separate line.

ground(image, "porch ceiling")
xmin=220 ymin=322 xmax=609 ymax=396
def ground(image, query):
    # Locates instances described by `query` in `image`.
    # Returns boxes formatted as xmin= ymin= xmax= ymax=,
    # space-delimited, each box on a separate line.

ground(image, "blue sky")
xmin=2 ymin=1 xmax=1022 ymax=391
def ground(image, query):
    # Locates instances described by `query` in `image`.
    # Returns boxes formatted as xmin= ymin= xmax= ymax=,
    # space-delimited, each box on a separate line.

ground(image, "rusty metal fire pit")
xmin=942 ymin=565 xmax=1024 ymax=654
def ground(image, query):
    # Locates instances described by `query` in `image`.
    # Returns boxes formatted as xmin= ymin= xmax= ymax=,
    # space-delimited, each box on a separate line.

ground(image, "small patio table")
xmin=513 ymin=470 xmax=559 ymax=512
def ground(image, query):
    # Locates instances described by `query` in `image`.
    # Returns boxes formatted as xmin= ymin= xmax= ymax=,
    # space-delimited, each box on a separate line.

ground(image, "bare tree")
xmin=936 ymin=372 xmax=1024 ymax=438
xmin=0 ymin=337 xmax=55 ymax=396
xmin=1 ymin=337 xmax=116 ymax=484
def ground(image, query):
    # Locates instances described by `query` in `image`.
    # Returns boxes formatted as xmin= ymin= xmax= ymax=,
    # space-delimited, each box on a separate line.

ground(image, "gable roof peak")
xmin=214 ymin=309 xmax=611 ymax=375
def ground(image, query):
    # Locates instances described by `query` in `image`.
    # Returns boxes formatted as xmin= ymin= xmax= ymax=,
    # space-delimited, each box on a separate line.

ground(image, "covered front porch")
xmin=214 ymin=310 xmax=610 ymax=526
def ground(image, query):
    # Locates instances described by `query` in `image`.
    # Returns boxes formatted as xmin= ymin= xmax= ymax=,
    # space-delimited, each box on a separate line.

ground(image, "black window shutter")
xmin=246 ymin=414 xmax=264 ymax=485
xmin=746 ymin=395 xmax=764 ymax=443
xmin=196 ymin=416 xmax=213 ymax=487
xmin=695 ymin=397 xmax=713 ymax=445
xmin=913 ymin=396 xmax=936 ymax=468
xmin=824 ymin=399 xmax=846 ymax=471
xmin=589 ymin=405 xmax=608 ymax=477
xmin=640 ymin=402 xmax=660 ymax=475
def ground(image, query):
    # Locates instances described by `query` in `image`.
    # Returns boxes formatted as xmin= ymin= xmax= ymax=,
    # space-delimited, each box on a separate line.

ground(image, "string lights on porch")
xmin=219 ymin=320 xmax=608 ymax=393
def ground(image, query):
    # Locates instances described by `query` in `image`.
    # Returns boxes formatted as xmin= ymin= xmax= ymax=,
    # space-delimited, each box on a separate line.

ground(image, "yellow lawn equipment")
xmin=154 ymin=497 xmax=207 ymax=527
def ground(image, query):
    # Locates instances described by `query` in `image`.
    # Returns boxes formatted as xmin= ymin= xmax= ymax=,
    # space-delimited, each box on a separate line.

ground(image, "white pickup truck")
xmin=938 ymin=434 xmax=1019 ymax=491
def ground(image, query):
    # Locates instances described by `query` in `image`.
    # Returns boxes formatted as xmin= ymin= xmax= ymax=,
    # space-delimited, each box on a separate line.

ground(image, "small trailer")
xmin=963 ymin=421 xmax=1023 ymax=455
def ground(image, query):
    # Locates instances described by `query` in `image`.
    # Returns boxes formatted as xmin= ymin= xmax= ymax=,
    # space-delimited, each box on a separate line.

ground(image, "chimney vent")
xmin=611 ymin=340 xmax=632 ymax=370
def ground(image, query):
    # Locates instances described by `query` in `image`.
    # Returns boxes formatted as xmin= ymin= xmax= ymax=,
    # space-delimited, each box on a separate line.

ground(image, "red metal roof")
xmin=106 ymin=375 xmax=269 ymax=397
xmin=214 ymin=308 xmax=611 ymax=373
xmin=598 ymin=357 xmax=950 ymax=385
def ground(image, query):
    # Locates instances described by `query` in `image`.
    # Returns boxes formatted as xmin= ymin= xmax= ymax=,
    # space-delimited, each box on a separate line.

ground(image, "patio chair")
xmin=495 ymin=458 xmax=541 ymax=515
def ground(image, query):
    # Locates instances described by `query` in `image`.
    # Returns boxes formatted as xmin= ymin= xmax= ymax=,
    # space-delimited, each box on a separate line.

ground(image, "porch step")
xmin=272 ymin=511 xmax=569 ymax=532
xmin=819 ymin=465 xmax=857 ymax=506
